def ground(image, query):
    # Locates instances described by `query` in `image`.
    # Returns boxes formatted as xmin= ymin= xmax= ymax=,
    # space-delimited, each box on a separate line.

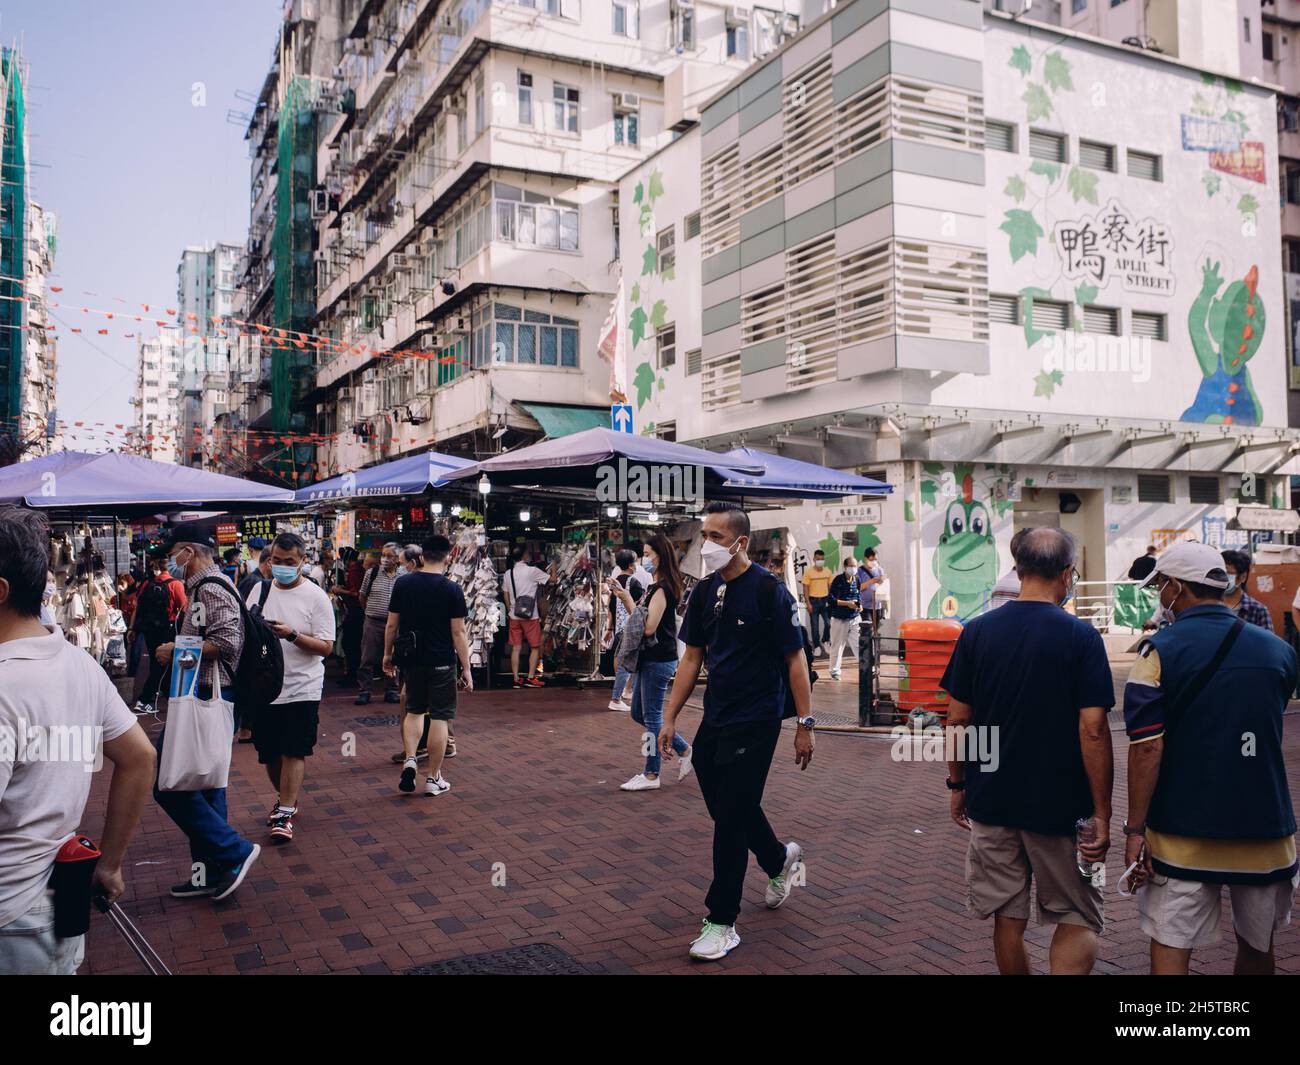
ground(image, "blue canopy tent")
xmin=0 ymin=451 xmax=296 ymax=517
xmin=295 ymin=449 xmax=474 ymax=503
xmin=714 ymin=446 xmax=893 ymax=500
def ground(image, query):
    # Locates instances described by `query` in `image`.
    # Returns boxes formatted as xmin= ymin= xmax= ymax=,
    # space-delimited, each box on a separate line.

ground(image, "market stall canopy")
xmin=715 ymin=447 xmax=894 ymax=499
xmin=517 ymin=402 xmax=611 ymax=439
xmin=0 ymin=452 xmax=296 ymax=516
xmin=444 ymin=427 xmax=765 ymax=492
xmin=295 ymin=449 xmax=474 ymax=503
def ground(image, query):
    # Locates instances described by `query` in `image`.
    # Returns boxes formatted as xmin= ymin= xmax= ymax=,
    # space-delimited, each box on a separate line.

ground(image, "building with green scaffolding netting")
xmin=0 ymin=47 xmax=27 ymax=454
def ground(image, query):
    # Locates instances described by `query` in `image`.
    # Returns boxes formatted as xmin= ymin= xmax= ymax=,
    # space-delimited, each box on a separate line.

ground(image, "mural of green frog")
xmin=1181 ymin=261 xmax=1264 ymax=426
xmin=928 ymin=492 xmax=999 ymax=619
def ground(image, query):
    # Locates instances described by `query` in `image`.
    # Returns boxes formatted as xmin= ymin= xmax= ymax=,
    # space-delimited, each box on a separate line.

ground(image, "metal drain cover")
xmin=405 ymin=943 xmax=590 ymax=976
xmin=352 ymin=714 xmax=401 ymax=727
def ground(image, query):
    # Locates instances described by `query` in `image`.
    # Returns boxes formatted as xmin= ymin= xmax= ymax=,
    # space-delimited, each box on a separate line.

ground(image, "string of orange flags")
xmin=0 ymin=276 xmax=474 ymax=367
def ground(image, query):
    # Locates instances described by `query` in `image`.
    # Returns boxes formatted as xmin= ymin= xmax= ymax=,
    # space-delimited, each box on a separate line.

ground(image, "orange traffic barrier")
xmin=896 ymin=618 xmax=963 ymax=718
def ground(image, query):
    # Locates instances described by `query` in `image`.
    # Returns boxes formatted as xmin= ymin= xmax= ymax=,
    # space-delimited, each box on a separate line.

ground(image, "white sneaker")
xmin=765 ymin=841 xmax=803 ymax=909
xmin=607 ymin=699 xmax=629 ymax=712
xmin=424 ymin=775 xmax=451 ymax=796
xmin=830 ymin=671 xmax=841 ymax=681
xmin=677 ymin=746 xmax=694 ymax=782
xmin=619 ymin=773 xmax=661 ymax=791
xmin=689 ymin=920 xmax=740 ymax=961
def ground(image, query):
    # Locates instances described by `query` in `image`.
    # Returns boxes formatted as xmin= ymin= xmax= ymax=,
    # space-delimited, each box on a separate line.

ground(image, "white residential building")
xmin=131 ymin=327 xmax=183 ymax=464
xmin=20 ymin=203 xmax=59 ymax=456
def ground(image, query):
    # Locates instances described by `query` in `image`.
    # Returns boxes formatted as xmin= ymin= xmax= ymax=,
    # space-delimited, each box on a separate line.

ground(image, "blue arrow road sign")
xmin=611 ymin=404 xmax=633 ymax=434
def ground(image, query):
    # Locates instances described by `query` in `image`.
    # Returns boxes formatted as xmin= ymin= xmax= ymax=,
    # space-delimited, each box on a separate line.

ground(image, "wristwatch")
xmin=1122 ymin=820 xmax=1146 ymax=836
xmin=945 ymin=777 xmax=966 ymax=791
xmin=286 ymin=630 xmax=299 ymax=644
xmin=796 ymin=715 xmax=816 ymax=731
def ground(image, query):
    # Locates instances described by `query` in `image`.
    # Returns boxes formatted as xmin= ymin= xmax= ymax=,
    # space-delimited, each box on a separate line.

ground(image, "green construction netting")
xmin=270 ymin=75 xmax=318 ymax=477
xmin=0 ymin=49 xmax=27 ymax=439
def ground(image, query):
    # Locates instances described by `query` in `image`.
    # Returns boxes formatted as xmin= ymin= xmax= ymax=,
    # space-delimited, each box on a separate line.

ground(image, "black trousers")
xmin=691 ymin=718 xmax=787 ymax=926
xmin=138 ymin=638 xmax=167 ymax=705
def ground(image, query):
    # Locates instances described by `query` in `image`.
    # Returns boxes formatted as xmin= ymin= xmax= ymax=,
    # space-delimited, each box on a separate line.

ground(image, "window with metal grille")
xmin=684 ymin=211 xmax=701 ymax=240
xmin=656 ymin=323 xmax=676 ymax=369
xmin=701 ymin=144 xmax=740 ymax=256
xmin=989 ymin=293 xmax=1019 ymax=324
xmin=1029 ymin=128 xmax=1067 ymax=162
xmin=1082 ymin=305 xmax=1119 ymax=335
xmin=1127 ymin=149 xmax=1162 ymax=181
xmin=685 ymin=348 xmax=702 ymax=375
xmin=1078 ymin=139 xmax=1115 ymax=172
xmin=1188 ymin=475 xmax=1222 ymax=505
xmin=1030 ymin=297 xmax=1070 ymax=331
xmin=1131 ymin=311 xmax=1167 ymax=340
xmin=656 ymin=225 xmax=675 ymax=275
xmin=783 ymin=54 xmax=834 ymax=189
xmin=985 ymin=119 xmax=1016 ymax=153
xmin=1137 ymin=473 xmax=1172 ymax=503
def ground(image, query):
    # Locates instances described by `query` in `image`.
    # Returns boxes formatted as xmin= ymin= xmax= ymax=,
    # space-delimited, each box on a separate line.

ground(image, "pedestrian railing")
xmin=1073 ymin=580 xmax=1159 ymax=634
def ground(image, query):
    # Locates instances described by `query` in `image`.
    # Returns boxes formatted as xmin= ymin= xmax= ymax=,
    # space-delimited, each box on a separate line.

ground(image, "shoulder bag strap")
xmin=1164 ymin=617 xmax=1245 ymax=727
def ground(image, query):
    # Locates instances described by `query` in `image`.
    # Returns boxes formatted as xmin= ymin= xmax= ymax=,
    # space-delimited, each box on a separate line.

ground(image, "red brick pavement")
xmin=78 ymin=679 xmax=1300 ymax=976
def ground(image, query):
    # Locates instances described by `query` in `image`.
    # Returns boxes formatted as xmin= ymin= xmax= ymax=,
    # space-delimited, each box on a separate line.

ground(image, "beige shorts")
xmin=1138 ymin=872 xmax=1298 ymax=953
xmin=967 ymin=820 xmax=1104 ymax=933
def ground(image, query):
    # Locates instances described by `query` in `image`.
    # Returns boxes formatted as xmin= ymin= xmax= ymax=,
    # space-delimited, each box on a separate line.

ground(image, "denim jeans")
xmin=0 ymin=889 xmax=84 ymax=975
xmin=612 ymin=660 xmax=633 ymax=701
xmin=152 ymin=730 xmax=254 ymax=880
xmin=630 ymin=659 xmax=688 ymax=776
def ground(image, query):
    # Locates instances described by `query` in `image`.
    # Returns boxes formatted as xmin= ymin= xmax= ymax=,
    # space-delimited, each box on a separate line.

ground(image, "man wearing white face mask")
xmin=1221 ymin=550 xmax=1273 ymax=631
xmin=244 ymin=532 xmax=334 ymax=846
xmin=664 ymin=502 xmax=815 ymax=962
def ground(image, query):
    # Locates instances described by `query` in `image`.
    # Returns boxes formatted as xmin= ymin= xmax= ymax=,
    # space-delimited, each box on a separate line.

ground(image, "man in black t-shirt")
xmin=940 ymin=526 xmax=1115 ymax=975
xmin=383 ymin=534 xmax=471 ymax=797
xmin=663 ymin=502 xmax=815 ymax=962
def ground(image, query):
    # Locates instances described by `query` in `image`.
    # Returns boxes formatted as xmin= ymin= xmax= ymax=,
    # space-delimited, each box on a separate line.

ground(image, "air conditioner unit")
xmin=613 ymin=92 xmax=640 ymax=111
xmin=310 ymin=189 xmax=329 ymax=218
xmin=390 ymin=253 xmax=410 ymax=271
xmin=726 ymin=5 xmax=747 ymax=27
xmin=313 ymin=250 xmax=327 ymax=263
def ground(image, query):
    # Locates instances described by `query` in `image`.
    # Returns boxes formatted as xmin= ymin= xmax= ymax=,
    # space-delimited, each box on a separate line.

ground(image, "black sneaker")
xmin=354 ymin=690 xmax=372 ymax=705
xmin=169 ymin=880 xmax=215 ymax=899
xmin=383 ymin=690 xmax=401 ymax=704
xmin=209 ymin=844 xmax=262 ymax=902
xmin=399 ymin=763 xmax=417 ymax=793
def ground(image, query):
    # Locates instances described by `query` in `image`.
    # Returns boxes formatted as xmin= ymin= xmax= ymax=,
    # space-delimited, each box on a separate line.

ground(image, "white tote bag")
xmin=158 ymin=666 xmax=235 ymax=792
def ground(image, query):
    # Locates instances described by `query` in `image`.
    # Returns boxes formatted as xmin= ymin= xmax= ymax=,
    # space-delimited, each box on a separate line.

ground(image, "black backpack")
xmin=135 ymin=577 xmax=175 ymax=643
xmin=694 ymin=568 xmax=817 ymax=719
xmin=195 ymin=576 xmax=284 ymax=707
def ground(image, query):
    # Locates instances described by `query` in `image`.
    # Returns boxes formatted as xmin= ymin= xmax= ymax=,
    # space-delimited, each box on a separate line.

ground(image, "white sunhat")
xmin=1139 ymin=541 xmax=1230 ymax=590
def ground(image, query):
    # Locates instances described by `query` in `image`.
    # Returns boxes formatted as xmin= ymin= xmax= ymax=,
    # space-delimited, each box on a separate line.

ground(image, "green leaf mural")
xmin=629 ymin=305 xmax=648 ymax=348
xmin=1004 ymin=174 xmax=1027 ymax=202
xmin=1238 ymin=192 xmax=1259 ymax=218
xmin=818 ymin=535 xmax=840 ymax=567
xmin=632 ymin=362 xmax=655 ymax=409
xmin=638 ymin=203 xmax=654 ymax=237
xmin=660 ymin=265 xmax=675 ymax=282
xmin=1023 ymin=82 xmax=1052 ymax=122
xmin=903 ymin=499 xmax=916 ymax=523
xmin=649 ymin=299 xmax=667 ymax=331
xmin=647 ymin=169 xmax=664 ymax=202
xmin=632 ymin=182 xmax=644 ymax=204
xmin=1009 ymin=45 xmax=1031 ymax=76
xmin=630 ymin=282 xmax=641 ymax=304
xmin=855 ymin=524 xmax=881 ymax=552
xmin=1066 ymin=166 xmax=1098 ymax=204
xmin=1033 ymin=369 xmax=1065 ymax=397
xmin=641 ymin=244 xmax=657 ymax=276
xmin=1043 ymin=51 xmax=1073 ymax=92
xmin=1074 ymin=282 xmax=1098 ymax=307
xmin=1000 ymin=209 xmax=1044 ymax=263
xmin=920 ymin=479 xmax=938 ymax=509
xmin=1019 ymin=287 xmax=1054 ymax=348
xmin=922 ymin=461 xmax=945 ymax=475
xmin=1202 ymin=172 xmax=1221 ymax=198
xmin=1028 ymin=159 xmax=1061 ymax=182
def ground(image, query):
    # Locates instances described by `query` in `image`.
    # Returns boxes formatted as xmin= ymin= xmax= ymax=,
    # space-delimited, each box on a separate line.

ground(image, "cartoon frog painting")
xmin=928 ymin=478 xmax=1000 ymax=619
xmin=1181 ymin=261 xmax=1265 ymax=426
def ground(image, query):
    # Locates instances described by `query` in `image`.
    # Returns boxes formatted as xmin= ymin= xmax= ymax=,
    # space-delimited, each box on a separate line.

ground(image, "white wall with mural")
xmin=617 ymin=133 xmax=702 ymax=440
xmin=929 ymin=22 xmax=1284 ymax=428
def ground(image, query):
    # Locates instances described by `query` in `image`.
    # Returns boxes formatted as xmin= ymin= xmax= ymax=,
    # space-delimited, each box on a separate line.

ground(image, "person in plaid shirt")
xmin=1222 ymin=550 xmax=1274 ymax=632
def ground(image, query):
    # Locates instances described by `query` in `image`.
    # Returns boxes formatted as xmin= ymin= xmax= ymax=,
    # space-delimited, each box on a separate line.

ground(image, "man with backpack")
xmin=128 ymin=551 xmax=187 ymax=716
xmin=661 ymin=501 xmax=815 ymax=962
xmin=151 ymin=522 xmax=261 ymax=903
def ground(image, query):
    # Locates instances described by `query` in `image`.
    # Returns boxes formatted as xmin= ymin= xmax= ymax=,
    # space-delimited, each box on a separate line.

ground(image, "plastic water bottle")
xmin=1074 ymin=817 xmax=1096 ymax=877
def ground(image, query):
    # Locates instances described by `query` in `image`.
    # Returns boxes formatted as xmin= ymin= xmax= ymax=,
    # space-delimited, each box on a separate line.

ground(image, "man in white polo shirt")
xmin=246 ymin=531 xmax=335 ymax=847
xmin=0 ymin=508 xmax=156 ymax=975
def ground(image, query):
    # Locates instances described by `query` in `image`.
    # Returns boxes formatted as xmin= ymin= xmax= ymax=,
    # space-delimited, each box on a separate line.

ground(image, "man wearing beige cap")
xmin=1123 ymin=541 xmax=1298 ymax=974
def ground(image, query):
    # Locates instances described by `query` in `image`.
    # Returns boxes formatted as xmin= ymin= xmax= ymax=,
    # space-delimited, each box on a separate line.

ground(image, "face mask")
xmin=643 ymin=556 xmax=655 ymax=574
xmin=844 ymin=569 xmax=855 ymax=578
xmin=167 ymin=550 xmax=189 ymax=581
xmin=1225 ymin=574 xmax=1238 ymax=594
xmin=700 ymin=538 xmax=739 ymax=575
xmin=1159 ymin=578 xmax=1181 ymax=618
xmin=814 ymin=560 xmax=825 ymax=569
xmin=43 ymin=582 xmax=55 ymax=604
xmin=272 ymin=564 xmax=300 ymax=586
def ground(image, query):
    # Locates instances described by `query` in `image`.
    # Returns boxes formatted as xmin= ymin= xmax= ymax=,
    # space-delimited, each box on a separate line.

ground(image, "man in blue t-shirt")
xmin=940 ymin=526 xmax=1115 ymax=975
xmin=663 ymin=502 xmax=815 ymax=962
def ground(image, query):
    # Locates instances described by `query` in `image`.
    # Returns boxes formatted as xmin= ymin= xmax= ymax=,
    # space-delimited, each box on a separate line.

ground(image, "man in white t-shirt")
xmin=0 ymin=509 xmax=156 ymax=975
xmin=245 ymin=532 xmax=335 ymax=846
xmin=504 ymin=546 xmax=555 ymax=688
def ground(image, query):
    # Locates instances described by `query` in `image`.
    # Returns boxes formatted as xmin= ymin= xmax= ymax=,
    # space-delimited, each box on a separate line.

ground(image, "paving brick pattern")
xmin=78 ymin=678 xmax=1300 ymax=975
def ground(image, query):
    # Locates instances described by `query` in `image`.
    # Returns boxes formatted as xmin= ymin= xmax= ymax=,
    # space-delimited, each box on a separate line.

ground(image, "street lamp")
xmin=431 ymin=502 xmax=443 ymax=515
xmin=478 ymin=475 xmax=491 ymax=496
xmin=519 ymin=509 xmax=531 ymax=522
xmin=605 ymin=505 xmax=619 ymax=519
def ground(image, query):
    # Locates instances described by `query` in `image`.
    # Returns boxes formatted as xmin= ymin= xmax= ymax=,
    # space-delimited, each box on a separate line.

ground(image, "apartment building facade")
xmin=630 ymin=0 xmax=1299 ymax=626
xmin=299 ymin=0 xmax=827 ymax=478
xmin=130 ymin=328 xmax=183 ymax=464
xmin=175 ymin=242 xmax=242 ymax=468
xmin=18 ymin=203 xmax=60 ymax=457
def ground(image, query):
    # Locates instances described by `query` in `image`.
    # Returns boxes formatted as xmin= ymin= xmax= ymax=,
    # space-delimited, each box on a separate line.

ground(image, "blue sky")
xmin=2 ymin=1 xmax=282 ymax=448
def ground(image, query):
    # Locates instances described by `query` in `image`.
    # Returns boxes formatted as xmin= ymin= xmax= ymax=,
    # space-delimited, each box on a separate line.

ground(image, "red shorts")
xmin=508 ymin=617 xmax=542 ymax=647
